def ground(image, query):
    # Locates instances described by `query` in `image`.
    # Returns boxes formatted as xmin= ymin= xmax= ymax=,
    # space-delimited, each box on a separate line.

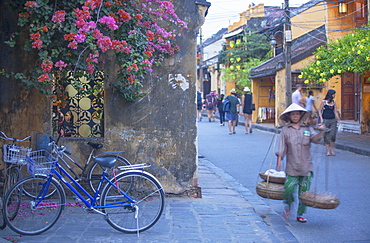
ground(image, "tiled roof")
xmin=249 ymin=25 xmax=326 ymax=79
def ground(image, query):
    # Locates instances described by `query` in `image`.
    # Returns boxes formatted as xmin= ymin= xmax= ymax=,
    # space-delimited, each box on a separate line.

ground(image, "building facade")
xmin=0 ymin=0 xmax=211 ymax=195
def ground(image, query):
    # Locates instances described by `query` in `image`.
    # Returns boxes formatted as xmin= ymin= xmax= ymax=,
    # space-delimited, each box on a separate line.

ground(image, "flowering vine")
xmin=4 ymin=0 xmax=187 ymax=102
xmin=299 ymin=26 xmax=370 ymax=84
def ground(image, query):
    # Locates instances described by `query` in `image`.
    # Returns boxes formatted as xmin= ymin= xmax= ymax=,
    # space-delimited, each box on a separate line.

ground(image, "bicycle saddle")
xmin=87 ymin=142 xmax=103 ymax=149
xmin=94 ymin=157 xmax=116 ymax=168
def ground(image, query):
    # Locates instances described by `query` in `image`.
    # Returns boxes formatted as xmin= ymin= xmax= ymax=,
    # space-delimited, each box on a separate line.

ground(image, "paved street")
xmin=197 ymin=119 xmax=370 ymax=243
xmin=0 ymin=142 xmax=296 ymax=242
xmin=0 ymin=119 xmax=369 ymax=242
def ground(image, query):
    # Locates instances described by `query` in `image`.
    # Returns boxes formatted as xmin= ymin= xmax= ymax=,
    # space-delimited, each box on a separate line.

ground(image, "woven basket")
xmin=259 ymin=172 xmax=285 ymax=184
xmin=300 ymin=191 xmax=340 ymax=209
xmin=256 ymin=181 xmax=284 ymax=200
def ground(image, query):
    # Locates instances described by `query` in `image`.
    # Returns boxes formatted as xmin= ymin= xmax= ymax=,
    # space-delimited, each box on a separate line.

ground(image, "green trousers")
xmin=284 ymin=173 xmax=312 ymax=215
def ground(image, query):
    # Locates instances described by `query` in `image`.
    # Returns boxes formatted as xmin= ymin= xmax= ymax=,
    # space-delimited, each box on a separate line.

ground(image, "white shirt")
xmin=292 ymin=89 xmax=302 ymax=106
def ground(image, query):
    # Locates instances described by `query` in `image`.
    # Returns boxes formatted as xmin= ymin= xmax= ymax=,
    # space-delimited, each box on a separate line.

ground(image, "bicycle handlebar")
xmin=48 ymin=136 xmax=68 ymax=155
xmin=0 ymin=131 xmax=31 ymax=142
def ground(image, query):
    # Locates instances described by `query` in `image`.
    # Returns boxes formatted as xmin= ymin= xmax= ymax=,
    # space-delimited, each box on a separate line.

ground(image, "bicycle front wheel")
xmin=4 ymin=175 xmax=65 ymax=235
xmin=87 ymin=155 xmax=131 ymax=193
xmin=100 ymin=171 xmax=165 ymax=233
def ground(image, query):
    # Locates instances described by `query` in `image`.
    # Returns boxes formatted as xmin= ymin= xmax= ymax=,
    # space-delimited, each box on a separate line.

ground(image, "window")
xmin=52 ymin=72 xmax=104 ymax=138
xmin=292 ymin=72 xmax=324 ymax=89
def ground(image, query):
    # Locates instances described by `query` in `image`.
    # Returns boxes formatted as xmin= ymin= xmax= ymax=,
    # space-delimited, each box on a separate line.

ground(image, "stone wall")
xmin=0 ymin=1 xmax=206 ymax=195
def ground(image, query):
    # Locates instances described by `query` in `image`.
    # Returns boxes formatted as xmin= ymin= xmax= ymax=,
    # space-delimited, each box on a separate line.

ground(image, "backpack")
xmin=197 ymin=92 xmax=202 ymax=106
xmin=205 ymin=94 xmax=216 ymax=109
xmin=223 ymin=98 xmax=231 ymax=112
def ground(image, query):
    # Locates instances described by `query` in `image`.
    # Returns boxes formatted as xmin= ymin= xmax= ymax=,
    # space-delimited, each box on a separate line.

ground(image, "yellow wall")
xmin=229 ymin=4 xmax=265 ymax=32
xmin=291 ymin=3 xmax=326 ymax=39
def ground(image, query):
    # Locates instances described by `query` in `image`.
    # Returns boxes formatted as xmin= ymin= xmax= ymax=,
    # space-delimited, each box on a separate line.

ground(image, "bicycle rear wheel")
xmin=100 ymin=171 xmax=165 ymax=233
xmin=87 ymin=155 xmax=131 ymax=193
xmin=4 ymin=175 xmax=65 ymax=235
xmin=3 ymin=165 xmax=21 ymax=197
xmin=3 ymin=165 xmax=22 ymax=221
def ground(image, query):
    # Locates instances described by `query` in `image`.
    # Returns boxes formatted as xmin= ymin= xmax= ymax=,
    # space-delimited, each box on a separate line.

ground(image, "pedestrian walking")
xmin=224 ymin=89 xmax=240 ymax=135
xmin=318 ymin=89 xmax=341 ymax=156
xmin=240 ymin=87 xmax=253 ymax=134
xmin=276 ymin=103 xmax=325 ymax=223
xmin=217 ymin=94 xmax=225 ymax=126
xmin=305 ymin=90 xmax=318 ymax=115
xmin=292 ymin=84 xmax=304 ymax=107
xmin=197 ymin=91 xmax=203 ymax=122
xmin=205 ymin=91 xmax=217 ymax=122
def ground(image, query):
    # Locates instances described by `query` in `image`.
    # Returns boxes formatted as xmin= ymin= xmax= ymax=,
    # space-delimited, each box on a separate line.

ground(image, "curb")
xmin=199 ymin=157 xmax=299 ymax=243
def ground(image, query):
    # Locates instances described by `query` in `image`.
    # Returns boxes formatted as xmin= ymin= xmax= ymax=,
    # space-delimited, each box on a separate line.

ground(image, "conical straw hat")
xmin=279 ymin=103 xmax=310 ymax=122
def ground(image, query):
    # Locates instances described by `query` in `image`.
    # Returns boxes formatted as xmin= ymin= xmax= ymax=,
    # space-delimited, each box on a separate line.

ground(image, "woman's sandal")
xmin=297 ymin=216 xmax=307 ymax=223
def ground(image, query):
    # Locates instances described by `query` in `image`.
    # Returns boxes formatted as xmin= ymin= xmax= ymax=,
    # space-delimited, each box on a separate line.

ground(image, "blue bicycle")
xmin=3 ymin=138 xmax=165 ymax=235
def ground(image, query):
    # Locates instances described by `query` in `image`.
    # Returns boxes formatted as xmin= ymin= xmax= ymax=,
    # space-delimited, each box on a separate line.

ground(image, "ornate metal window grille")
xmin=52 ymin=72 xmax=104 ymax=138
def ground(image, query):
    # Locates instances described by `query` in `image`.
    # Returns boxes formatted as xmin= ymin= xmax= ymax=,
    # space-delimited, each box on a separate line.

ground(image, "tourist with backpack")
xmin=217 ymin=94 xmax=225 ymax=126
xmin=205 ymin=91 xmax=217 ymax=122
xmin=224 ymin=89 xmax=240 ymax=135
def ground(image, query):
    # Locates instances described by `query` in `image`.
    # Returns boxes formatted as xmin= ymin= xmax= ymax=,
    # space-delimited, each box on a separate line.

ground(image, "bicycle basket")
xmin=3 ymin=144 xmax=32 ymax=164
xmin=26 ymin=150 xmax=57 ymax=176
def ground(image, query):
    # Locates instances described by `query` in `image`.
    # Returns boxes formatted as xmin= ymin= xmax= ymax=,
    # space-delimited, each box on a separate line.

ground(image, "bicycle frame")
xmin=57 ymin=148 xmax=95 ymax=181
xmin=56 ymin=144 xmax=124 ymax=182
xmin=38 ymin=160 xmax=135 ymax=212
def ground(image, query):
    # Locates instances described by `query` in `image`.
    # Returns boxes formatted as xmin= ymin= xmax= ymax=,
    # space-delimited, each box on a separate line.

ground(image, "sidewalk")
xmin=250 ymin=122 xmax=370 ymax=157
xmin=0 ymin=159 xmax=298 ymax=243
xmin=208 ymin=112 xmax=370 ymax=157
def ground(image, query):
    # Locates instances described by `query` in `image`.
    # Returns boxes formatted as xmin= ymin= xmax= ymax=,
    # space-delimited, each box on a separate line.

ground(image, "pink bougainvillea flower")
xmin=67 ymin=40 xmax=78 ymax=49
xmin=32 ymin=39 xmax=43 ymax=49
xmin=98 ymin=16 xmax=118 ymax=30
xmin=146 ymin=30 xmax=155 ymax=41
xmin=117 ymin=9 xmax=131 ymax=21
xmin=55 ymin=60 xmax=67 ymax=71
xmin=37 ymin=73 xmax=50 ymax=82
xmin=41 ymin=60 xmax=53 ymax=73
xmin=25 ymin=1 xmax=37 ymax=8
xmin=74 ymin=6 xmax=91 ymax=20
xmin=93 ymin=29 xmax=103 ymax=39
xmin=30 ymin=32 xmax=40 ymax=40
xmin=86 ymin=52 xmax=99 ymax=64
xmin=52 ymin=10 xmax=66 ymax=23
xmin=19 ymin=12 xmax=30 ymax=18
xmin=38 ymin=26 xmax=48 ymax=32
xmin=78 ymin=21 xmax=96 ymax=33
xmin=84 ymin=0 xmax=102 ymax=10
xmin=75 ymin=34 xmax=86 ymax=43
xmin=86 ymin=64 xmax=94 ymax=74
xmin=104 ymin=1 xmax=113 ymax=7
xmin=97 ymin=36 xmax=112 ymax=51
xmin=64 ymin=33 xmax=76 ymax=41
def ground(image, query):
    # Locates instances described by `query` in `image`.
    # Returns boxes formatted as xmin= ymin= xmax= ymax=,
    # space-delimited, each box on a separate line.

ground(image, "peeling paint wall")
xmin=0 ymin=1 xmax=205 ymax=194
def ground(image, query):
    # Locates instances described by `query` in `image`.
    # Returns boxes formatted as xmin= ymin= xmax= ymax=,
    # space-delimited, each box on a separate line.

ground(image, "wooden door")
xmin=341 ymin=73 xmax=360 ymax=120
